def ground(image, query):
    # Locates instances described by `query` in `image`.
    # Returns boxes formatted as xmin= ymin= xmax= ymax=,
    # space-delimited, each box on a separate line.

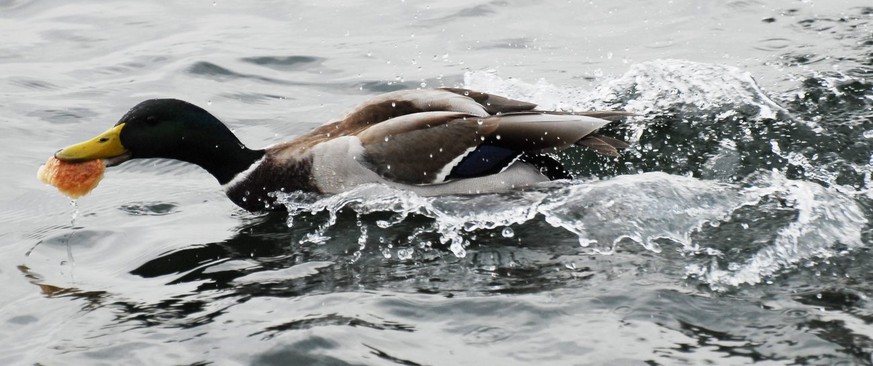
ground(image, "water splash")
xmin=465 ymin=59 xmax=790 ymax=121
xmin=274 ymin=171 xmax=865 ymax=290
xmin=276 ymin=185 xmax=542 ymax=258
xmin=271 ymin=60 xmax=866 ymax=290
xmin=586 ymin=59 xmax=790 ymax=121
xmin=687 ymin=171 xmax=867 ymax=290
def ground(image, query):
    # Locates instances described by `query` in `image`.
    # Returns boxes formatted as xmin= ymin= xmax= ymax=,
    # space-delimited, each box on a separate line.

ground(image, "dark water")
xmin=1 ymin=1 xmax=872 ymax=365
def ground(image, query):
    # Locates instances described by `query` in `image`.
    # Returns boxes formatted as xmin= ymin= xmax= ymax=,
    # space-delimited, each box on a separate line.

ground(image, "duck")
xmin=55 ymin=88 xmax=631 ymax=212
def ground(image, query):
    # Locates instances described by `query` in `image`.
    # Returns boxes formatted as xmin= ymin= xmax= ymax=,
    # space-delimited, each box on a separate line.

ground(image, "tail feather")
xmin=575 ymin=134 xmax=630 ymax=157
xmin=544 ymin=110 xmax=638 ymax=121
xmin=489 ymin=112 xmax=612 ymax=152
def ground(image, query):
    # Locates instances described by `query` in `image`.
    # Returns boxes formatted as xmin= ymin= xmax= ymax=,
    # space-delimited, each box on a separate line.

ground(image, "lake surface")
xmin=1 ymin=1 xmax=872 ymax=365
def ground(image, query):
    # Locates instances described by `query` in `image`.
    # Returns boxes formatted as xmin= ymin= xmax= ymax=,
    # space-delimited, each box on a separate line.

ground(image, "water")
xmin=1 ymin=1 xmax=872 ymax=364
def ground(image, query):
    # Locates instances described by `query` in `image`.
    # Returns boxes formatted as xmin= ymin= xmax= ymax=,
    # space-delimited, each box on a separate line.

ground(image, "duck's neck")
xmin=197 ymin=147 xmax=265 ymax=185
xmin=167 ymin=123 xmax=266 ymax=185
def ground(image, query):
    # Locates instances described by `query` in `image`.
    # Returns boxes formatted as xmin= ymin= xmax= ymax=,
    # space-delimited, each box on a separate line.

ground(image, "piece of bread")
xmin=38 ymin=157 xmax=105 ymax=199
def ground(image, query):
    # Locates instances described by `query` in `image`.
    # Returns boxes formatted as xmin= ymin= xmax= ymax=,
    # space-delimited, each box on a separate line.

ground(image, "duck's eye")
xmin=146 ymin=115 xmax=159 ymax=126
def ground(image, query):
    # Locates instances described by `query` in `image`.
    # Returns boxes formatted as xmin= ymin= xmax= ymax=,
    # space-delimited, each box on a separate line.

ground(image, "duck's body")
xmin=56 ymin=88 xmax=630 ymax=212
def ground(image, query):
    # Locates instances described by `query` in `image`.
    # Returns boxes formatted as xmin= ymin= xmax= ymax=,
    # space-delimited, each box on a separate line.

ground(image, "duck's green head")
xmin=56 ymin=99 xmax=263 ymax=184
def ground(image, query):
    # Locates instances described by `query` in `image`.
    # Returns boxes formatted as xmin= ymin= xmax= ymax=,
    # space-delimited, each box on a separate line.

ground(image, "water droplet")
xmin=358 ymin=226 xmax=368 ymax=249
xmin=495 ymin=134 xmax=502 ymax=140
xmin=501 ymin=227 xmax=514 ymax=238
xmin=397 ymin=248 xmax=414 ymax=260
xmin=391 ymin=102 xmax=396 ymax=108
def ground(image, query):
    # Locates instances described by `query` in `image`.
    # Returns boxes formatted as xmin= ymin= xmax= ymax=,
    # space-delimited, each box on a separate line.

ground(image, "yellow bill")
xmin=55 ymin=123 xmax=126 ymax=161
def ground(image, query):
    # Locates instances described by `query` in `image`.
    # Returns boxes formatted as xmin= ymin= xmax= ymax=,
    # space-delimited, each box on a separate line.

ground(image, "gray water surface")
xmin=1 ymin=1 xmax=872 ymax=365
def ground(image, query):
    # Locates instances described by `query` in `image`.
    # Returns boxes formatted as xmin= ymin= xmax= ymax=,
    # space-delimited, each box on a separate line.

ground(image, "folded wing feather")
xmin=355 ymin=109 xmax=619 ymax=185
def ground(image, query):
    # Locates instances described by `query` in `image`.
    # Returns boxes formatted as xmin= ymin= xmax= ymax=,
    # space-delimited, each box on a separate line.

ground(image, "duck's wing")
xmin=354 ymin=111 xmax=615 ymax=185
xmin=355 ymin=111 xmax=496 ymax=184
xmin=439 ymin=88 xmax=538 ymax=114
xmin=336 ymin=88 xmax=542 ymax=131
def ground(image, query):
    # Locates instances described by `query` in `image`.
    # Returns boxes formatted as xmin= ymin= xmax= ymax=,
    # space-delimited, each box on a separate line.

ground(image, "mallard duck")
xmin=55 ymin=88 xmax=630 ymax=211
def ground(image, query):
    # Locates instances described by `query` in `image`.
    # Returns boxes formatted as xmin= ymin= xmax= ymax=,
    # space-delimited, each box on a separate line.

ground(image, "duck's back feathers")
xmin=340 ymin=89 xmax=488 ymax=129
